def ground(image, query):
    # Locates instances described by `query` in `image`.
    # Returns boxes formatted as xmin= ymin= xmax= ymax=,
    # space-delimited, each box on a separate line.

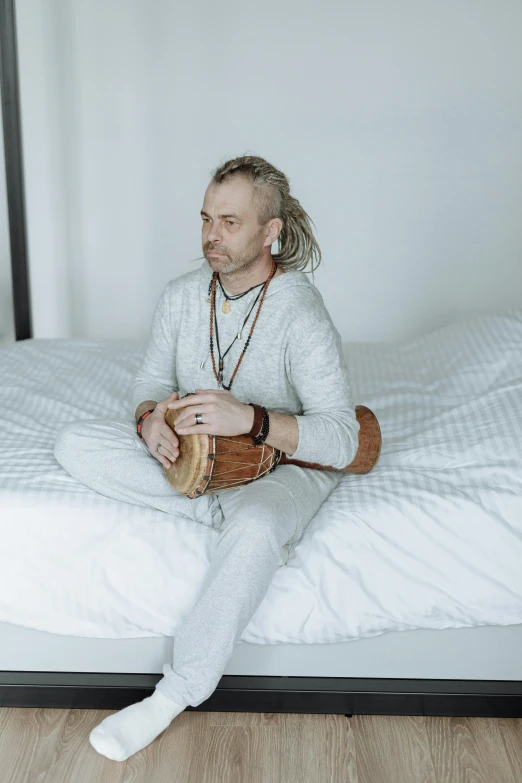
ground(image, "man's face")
xmin=201 ymin=177 xmax=269 ymax=275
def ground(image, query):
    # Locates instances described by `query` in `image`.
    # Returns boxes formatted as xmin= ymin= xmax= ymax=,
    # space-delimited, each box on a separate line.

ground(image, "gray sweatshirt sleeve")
xmin=284 ymin=294 xmax=360 ymax=470
xmin=130 ymin=281 xmax=178 ymax=414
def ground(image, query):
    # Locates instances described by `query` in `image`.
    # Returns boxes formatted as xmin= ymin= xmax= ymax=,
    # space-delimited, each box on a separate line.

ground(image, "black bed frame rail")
xmin=1 ymin=673 xmax=521 ymax=718
xmin=0 ymin=0 xmax=32 ymax=341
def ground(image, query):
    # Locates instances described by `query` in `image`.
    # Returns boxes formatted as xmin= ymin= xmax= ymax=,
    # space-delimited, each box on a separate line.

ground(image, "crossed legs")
xmin=53 ymin=417 xmax=340 ymax=760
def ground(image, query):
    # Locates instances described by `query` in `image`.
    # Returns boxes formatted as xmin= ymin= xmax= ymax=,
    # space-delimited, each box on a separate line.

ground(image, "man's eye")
xmin=201 ymin=218 xmax=236 ymax=226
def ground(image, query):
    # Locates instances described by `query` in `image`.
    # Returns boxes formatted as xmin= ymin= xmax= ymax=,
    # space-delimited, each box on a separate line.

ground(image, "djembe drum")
xmin=163 ymin=394 xmax=381 ymax=498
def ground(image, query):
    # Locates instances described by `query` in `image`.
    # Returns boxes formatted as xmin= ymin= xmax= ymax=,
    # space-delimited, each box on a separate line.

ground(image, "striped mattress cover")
xmin=1 ymin=309 xmax=521 ymax=644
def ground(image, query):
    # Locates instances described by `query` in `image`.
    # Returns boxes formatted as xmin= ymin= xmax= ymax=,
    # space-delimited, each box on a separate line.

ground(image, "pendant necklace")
xmin=216 ymin=274 xmax=266 ymax=314
xmin=206 ymin=270 xmax=269 ymax=313
xmin=207 ymin=260 xmax=277 ymax=388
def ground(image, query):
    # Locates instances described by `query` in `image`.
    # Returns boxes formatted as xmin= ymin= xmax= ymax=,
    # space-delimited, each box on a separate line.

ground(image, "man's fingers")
xmin=157 ymin=391 xmax=179 ymax=412
xmin=156 ymin=446 xmax=174 ymax=469
xmin=158 ymin=435 xmax=179 ymax=461
xmin=164 ymin=426 xmax=181 ymax=453
xmin=162 ymin=427 xmax=179 ymax=449
xmin=148 ymin=395 xmax=180 ymax=469
xmin=158 ymin=445 xmax=175 ymax=462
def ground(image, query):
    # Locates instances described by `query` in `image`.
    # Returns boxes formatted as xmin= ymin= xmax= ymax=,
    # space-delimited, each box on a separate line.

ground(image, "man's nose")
xmin=207 ymin=226 xmax=222 ymax=243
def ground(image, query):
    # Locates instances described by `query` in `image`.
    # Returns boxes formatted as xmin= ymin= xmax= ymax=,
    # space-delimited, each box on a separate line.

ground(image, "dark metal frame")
xmin=0 ymin=0 xmax=31 ymax=340
xmin=2 ymin=672 xmax=522 ymax=717
xmin=1 ymin=0 xmax=521 ymax=717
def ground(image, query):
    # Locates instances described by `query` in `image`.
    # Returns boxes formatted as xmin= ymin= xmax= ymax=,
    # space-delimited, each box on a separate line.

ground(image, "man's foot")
xmin=89 ymin=690 xmax=186 ymax=761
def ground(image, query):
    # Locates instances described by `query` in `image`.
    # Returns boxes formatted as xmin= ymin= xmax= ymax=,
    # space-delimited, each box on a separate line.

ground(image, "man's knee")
xmin=220 ymin=499 xmax=292 ymax=551
xmin=54 ymin=420 xmax=91 ymax=470
xmin=54 ymin=421 xmax=84 ymax=457
xmin=54 ymin=417 xmax=142 ymax=471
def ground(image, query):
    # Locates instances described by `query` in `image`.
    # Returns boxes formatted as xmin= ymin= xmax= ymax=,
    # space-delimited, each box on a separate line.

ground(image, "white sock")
xmin=89 ymin=690 xmax=186 ymax=762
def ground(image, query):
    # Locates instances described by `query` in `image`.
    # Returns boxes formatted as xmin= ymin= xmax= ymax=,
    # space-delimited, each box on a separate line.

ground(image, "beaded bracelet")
xmin=252 ymin=406 xmax=270 ymax=445
xmin=136 ymin=409 xmax=155 ymax=441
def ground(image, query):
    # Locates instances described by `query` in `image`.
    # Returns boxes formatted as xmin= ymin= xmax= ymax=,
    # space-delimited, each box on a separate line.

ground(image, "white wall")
xmin=14 ymin=0 xmax=522 ymax=343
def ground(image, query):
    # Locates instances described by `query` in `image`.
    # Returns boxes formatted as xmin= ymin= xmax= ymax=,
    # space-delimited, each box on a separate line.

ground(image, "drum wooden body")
xmin=163 ymin=398 xmax=381 ymax=499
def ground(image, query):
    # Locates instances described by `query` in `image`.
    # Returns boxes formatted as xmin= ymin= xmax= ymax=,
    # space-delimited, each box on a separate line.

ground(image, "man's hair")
xmin=194 ymin=154 xmax=322 ymax=275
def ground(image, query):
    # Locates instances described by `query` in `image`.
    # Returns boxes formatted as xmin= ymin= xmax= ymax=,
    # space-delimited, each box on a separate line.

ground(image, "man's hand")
xmin=166 ymin=389 xmax=255 ymax=437
xmin=141 ymin=391 xmax=181 ymax=468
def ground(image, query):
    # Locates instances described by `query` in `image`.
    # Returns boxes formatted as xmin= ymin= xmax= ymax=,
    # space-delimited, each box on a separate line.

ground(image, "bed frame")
xmin=1 ymin=0 xmax=521 ymax=717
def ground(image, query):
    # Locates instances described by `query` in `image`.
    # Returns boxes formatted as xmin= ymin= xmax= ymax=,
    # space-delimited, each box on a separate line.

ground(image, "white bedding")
xmin=1 ymin=310 xmax=521 ymax=644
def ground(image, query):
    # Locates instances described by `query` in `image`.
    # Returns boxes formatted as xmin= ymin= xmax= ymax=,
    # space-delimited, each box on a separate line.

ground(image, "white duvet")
xmin=1 ymin=310 xmax=521 ymax=643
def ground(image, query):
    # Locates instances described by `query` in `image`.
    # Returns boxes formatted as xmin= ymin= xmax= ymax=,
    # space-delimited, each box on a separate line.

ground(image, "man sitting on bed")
xmin=53 ymin=153 xmax=359 ymax=762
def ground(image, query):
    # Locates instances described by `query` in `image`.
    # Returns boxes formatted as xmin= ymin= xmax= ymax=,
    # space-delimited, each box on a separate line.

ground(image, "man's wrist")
xmin=244 ymin=403 xmax=256 ymax=435
xmin=135 ymin=400 xmax=158 ymax=424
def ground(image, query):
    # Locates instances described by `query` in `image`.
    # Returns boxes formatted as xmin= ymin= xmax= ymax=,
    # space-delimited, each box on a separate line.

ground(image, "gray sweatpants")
xmin=53 ymin=417 xmax=341 ymax=707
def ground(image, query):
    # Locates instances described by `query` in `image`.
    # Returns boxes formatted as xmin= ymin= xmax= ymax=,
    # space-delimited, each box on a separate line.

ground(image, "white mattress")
xmin=1 ymin=310 xmax=521 ymax=645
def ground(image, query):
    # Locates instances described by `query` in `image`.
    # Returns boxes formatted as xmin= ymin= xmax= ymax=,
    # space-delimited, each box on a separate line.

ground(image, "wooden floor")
xmin=1 ymin=708 xmax=521 ymax=782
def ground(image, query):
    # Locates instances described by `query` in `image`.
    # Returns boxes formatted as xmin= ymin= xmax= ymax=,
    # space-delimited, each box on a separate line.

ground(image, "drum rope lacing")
xmin=197 ymin=437 xmax=279 ymax=493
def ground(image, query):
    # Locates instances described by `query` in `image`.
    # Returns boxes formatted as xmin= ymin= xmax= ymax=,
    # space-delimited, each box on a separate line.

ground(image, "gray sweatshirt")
xmin=130 ymin=260 xmax=359 ymax=470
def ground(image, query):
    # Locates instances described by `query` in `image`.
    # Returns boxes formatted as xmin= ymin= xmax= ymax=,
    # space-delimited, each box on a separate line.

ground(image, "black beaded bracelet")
xmin=252 ymin=406 xmax=270 ymax=445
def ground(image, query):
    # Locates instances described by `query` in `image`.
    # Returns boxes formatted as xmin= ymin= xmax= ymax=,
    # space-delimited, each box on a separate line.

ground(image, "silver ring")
xmin=157 ymin=442 xmax=162 ymax=452
xmin=195 ymin=413 xmax=203 ymax=425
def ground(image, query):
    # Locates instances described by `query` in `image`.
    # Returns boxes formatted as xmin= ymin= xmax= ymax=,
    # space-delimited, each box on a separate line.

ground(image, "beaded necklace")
xmin=208 ymin=260 xmax=277 ymax=389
